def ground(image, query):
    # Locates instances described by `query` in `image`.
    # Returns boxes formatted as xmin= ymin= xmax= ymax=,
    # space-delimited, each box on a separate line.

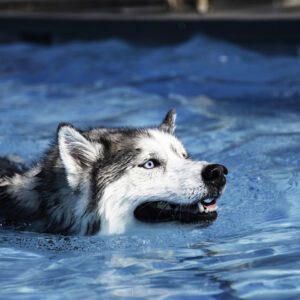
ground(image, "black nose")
xmin=202 ymin=164 xmax=228 ymax=188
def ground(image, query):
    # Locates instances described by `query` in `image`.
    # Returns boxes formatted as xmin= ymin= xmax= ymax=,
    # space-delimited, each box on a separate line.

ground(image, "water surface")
xmin=0 ymin=36 xmax=300 ymax=299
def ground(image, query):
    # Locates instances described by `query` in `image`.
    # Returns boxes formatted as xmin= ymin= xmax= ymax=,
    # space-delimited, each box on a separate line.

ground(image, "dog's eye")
xmin=140 ymin=159 xmax=160 ymax=169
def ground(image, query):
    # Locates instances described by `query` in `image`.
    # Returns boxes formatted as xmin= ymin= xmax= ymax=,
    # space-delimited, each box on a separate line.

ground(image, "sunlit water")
xmin=0 ymin=36 xmax=300 ymax=299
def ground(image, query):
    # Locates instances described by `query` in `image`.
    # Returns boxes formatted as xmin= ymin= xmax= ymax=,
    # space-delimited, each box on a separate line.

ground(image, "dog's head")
xmin=57 ymin=110 xmax=228 ymax=234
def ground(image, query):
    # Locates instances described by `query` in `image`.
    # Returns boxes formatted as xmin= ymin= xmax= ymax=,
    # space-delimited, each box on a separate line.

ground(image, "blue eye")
xmin=141 ymin=159 xmax=160 ymax=169
xmin=144 ymin=160 xmax=155 ymax=169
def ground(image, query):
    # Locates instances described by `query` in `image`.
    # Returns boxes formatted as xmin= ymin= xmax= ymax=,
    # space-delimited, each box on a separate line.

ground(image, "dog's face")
xmin=57 ymin=110 xmax=228 ymax=234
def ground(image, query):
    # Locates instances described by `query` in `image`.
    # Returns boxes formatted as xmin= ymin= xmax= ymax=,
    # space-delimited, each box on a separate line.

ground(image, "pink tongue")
xmin=203 ymin=203 xmax=217 ymax=209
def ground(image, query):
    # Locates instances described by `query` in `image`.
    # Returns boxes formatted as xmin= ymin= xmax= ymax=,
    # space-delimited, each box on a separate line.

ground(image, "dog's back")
xmin=0 ymin=157 xmax=37 ymax=223
xmin=0 ymin=156 xmax=27 ymax=178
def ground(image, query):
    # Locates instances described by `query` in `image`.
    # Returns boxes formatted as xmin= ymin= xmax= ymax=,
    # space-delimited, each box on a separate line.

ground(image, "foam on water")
xmin=0 ymin=36 xmax=300 ymax=299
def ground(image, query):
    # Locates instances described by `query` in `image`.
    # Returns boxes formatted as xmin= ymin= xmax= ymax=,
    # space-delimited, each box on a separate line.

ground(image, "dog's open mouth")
xmin=134 ymin=197 xmax=218 ymax=223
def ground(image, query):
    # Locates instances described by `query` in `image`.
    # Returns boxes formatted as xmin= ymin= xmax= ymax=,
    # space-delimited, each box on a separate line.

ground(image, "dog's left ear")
xmin=159 ymin=109 xmax=176 ymax=134
xmin=57 ymin=123 xmax=102 ymax=188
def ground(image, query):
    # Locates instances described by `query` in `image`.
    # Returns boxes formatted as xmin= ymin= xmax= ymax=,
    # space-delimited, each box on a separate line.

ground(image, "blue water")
xmin=0 ymin=36 xmax=300 ymax=299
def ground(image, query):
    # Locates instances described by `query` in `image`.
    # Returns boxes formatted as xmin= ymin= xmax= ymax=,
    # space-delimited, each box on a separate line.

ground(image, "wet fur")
xmin=0 ymin=110 xmax=224 ymax=235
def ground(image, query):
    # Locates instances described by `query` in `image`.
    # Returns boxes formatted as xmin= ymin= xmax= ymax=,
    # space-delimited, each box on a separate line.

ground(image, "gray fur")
xmin=0 ymin=125 xmax=153 ymax=235
xmin=0 ymin=110 xmax=227 ymax=235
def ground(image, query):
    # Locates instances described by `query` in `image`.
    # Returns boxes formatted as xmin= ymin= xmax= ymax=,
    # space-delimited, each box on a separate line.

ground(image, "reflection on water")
xmin=0 ymin=36 xmax=300 ymax=298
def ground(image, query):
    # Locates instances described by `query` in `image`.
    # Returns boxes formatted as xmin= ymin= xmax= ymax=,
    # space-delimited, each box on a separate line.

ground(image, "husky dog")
xmin=0 ymin=110 xmax=228 ymax=235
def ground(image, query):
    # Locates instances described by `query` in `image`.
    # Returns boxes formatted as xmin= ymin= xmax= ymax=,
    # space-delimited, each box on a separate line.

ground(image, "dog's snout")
xmin=202 ymin=164 xmax=228 ymax=188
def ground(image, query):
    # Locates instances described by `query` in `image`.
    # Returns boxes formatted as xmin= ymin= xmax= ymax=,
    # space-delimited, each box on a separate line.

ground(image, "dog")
xmin=0 ymin=109 xmax=228 ymax=235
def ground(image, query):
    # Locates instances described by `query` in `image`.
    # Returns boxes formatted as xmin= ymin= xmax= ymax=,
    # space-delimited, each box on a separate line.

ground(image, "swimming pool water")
xmin=0 ymin=36 xmax=300 ymax=299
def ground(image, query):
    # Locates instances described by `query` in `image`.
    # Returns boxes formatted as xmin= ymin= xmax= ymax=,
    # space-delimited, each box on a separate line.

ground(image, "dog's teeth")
xmin=198 ymin=203 xmax=205 ymax=213
xmin=206 ymin=205 xmax=218 ymax=213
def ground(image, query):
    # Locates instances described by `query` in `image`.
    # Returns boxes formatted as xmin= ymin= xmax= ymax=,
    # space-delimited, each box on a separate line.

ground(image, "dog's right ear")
xmin=57 ymin=123 xmax=102 ymax=188
xmin=159 ymin=109 xmax=176 ymax=134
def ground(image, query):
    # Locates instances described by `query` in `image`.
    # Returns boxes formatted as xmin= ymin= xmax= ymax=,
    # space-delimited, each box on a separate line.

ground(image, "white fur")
xmin=99 ymin=129 xmax=209 ymax=235
xmin=1 ymin=113 xmax=224 ymax=236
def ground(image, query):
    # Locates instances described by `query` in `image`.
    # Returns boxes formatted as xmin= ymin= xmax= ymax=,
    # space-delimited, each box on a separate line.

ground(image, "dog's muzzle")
xmin=134 ymin=164 xmax=228 ymax=224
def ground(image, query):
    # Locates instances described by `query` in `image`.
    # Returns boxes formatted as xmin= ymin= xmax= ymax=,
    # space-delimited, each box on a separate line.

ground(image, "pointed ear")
xmin=159 ymin=109 xmax=176 ymax=134
xmin=57 ymin=123 xmax=102 ymax=187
